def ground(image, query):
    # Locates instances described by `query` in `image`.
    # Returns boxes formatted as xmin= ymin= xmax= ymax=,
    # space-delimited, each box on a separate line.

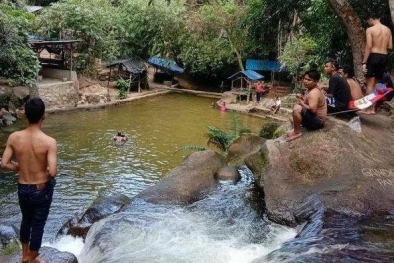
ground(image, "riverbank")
xmin=44 ymin=77 xmax=291 ymax=123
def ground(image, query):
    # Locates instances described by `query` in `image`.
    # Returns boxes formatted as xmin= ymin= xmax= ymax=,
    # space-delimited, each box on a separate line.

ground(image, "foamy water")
xmin=43 ymin=235 xmax=84 ymax=258
xmin=74 ymin=168 xmax=297 ymax=263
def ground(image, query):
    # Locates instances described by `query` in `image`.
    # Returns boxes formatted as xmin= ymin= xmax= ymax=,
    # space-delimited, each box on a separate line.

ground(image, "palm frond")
xmin=205 ymin=126 xmax=231 ymax=152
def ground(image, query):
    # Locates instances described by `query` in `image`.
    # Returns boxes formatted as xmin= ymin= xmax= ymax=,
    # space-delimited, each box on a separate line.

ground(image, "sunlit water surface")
xmin=0 ymin=93 xmax=296 ymax=262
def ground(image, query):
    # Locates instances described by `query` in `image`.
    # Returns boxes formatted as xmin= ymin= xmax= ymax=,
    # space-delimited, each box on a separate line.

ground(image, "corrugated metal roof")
xmin=246 ymin=59 xmax=288 ymax=72
xmin=147 ymin=57 xmax=184 ymax=73
xmin=227 ymin=70 xmax=264 ymax=80
xmin=104 ymin=58 xmax=146 ymax=74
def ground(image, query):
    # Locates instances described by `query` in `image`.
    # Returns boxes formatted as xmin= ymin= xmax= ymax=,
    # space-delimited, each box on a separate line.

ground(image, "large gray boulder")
xmin=255 ymin=115 xmax=394 ymax=226
xmin=247 ymin=115 xmax=394 ymax=262
xmin=1 ymin=246 xmax=78 ymax=263
xmin=0 ymin=224 xmax=18 ymax=250
xmin=57 ymin=193 xmax=130 ymax=239
xmin=226 ymin=135 xmax=267 ymax=178
xmin=125 ymin=150 xmax=224 ymax=207
xmin=216 ymin=166 xmax=240 ymax=183
xmin=226 ymin=135 xmax=266 ymax=163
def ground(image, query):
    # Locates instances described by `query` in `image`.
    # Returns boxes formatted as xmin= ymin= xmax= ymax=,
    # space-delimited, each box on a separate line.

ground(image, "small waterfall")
xmin=77 ymin=166 xmax=297 ymax=263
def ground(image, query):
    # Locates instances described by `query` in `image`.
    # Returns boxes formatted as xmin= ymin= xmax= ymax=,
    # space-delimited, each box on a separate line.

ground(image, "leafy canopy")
xmin=0 ymin=3 xmax=40 ymax=86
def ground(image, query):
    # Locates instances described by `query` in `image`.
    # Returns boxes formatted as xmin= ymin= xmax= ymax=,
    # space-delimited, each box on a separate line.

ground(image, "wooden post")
xmin=108 ymin=67 xmax=112 ymax=87
xmin=138 ymin=74 xmax=141 ymax=92
xmin=69 ymin=46 xmax=73 ymax=81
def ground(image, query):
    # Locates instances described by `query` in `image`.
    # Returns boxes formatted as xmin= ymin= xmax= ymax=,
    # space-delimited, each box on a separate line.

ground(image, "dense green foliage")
xmin=0 ymin=2 xmax=40 ymax=86
xmin=1 ymin=0 xmax=393 ymax=86
xmin=278 ymin=36 xmax=318 ymax=87
xmin=116 ymin=78 xmax=128 ymax=99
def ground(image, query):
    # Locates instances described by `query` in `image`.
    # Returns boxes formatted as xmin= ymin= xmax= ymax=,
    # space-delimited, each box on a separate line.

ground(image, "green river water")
xmin=0 ymin=93 xmax=267 ymax=241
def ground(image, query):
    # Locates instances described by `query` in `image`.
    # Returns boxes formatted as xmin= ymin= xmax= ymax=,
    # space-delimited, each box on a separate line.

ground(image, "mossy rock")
xmin=273 ymin=126 xmax=286 ymax=138
xmin=259 ymin=122 xmax=281 ymax=139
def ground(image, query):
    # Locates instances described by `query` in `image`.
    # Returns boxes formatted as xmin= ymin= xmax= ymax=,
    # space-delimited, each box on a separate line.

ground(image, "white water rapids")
xmin=45 ymin=168 xmax=296 ymax=263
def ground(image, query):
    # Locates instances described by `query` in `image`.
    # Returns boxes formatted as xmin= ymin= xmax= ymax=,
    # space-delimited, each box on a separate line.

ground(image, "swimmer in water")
xmin=113 ymin=132 xmax=128 ymax=144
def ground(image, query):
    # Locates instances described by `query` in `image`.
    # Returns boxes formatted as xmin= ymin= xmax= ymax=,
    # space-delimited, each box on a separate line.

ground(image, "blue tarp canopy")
xmin=246 ymin=59 xmax=288 ymax=72
xmin=147 ymin=57 xmax=184 ymax=73
xmin=227 ymin=70 xmax=264 ymax=81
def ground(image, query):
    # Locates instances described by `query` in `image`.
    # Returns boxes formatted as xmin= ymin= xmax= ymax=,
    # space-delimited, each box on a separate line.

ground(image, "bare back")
xmin=367 ymin=23 xmax=392 ymax=54
xmin=346 ymin=78 xmax=364 ymax=101
xmin=4 ymin=127 xmax=57 ymax=184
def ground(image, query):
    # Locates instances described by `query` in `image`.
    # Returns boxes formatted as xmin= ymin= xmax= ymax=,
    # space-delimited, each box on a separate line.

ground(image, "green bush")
xmin=259 ymin=122 xmax=280 ymax=139
xmin=0 ymin=3 xmax=40 ymax=86
xmin=0 ymin=242 xmax=20 ymax=255
xmin=116 ymin=79 xmax=128 ymax=99
xmin=0 ymin=93 xmax=11 ymax=109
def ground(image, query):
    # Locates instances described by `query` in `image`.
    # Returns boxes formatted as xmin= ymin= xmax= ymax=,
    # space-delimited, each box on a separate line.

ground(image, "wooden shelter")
xmin=103 ymin=58 xmax=148 ymax=92
xmin=29 ymin=39 xmax=82 ymax=80
xmin=147 ymin=57 xmax=184 ymax=84
xmin=227 ymin=70 xmax=264 ymax=103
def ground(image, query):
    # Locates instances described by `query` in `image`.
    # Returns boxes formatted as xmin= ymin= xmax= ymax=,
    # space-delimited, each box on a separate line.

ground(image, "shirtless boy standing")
xmin=1 ymin=98 xmax=57 ymax=263
xmin=361 ymin=13 xmax=393 ymax=114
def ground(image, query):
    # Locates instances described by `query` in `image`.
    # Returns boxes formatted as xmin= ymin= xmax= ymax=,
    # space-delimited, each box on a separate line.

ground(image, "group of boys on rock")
xmin=286 ymin=13 xmax=393 ymax=142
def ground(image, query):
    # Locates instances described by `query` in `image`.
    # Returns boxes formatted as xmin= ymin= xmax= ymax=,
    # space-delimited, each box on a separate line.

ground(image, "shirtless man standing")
xmin=361 ymin=13 xmax=393 ymax=114
xmin=1 ymin=98 xmax=57 ymax=263
xmin=286 ymin=69 xmax=327 ymax=142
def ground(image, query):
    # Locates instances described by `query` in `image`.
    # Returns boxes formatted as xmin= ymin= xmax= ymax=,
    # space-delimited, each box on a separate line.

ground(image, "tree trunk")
xmin=389 ymin=0 xmax=394 ymax=26
xmin=226 ymin=30 xmax=244 ymax=71
xmin=328 ymin=0 xmax=365 ymax=79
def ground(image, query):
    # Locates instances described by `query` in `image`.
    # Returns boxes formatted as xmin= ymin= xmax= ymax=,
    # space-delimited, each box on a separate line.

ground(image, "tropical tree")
xmin=299 ymin=0 xmax=350 ymax=67
xmin=180 ymin=1 xmax=249 ymax=80
xmin=326 ymin=0 xmax=365 ymax=79
xmin=278 ymin=36 xmax=318 ymax=89
xmin=115 ymin=0 xmax=185 ymax=59
xmin=34 ymin=0 xmax=120 ymax=71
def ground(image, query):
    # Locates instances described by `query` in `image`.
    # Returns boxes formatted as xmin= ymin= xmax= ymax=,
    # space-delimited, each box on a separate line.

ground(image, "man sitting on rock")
xmin=286 ymin=69 xmax=327 ymax=142
xmin=324 ymin=60 xmax=351 ymax=112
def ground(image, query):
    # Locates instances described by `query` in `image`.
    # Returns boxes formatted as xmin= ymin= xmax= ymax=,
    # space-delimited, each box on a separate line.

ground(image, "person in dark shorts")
xmin=286 ymin=70 xmax=327 ymax=142
xmin=1 ymin=98 xmax=58 ymax=263
xmin=361 ymin=13 xmax=392 ymax=114
xmin=324 ymin=60 xmax=351 ymax=112
xmin=366 ymin=53 xmax=388 ymax=79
